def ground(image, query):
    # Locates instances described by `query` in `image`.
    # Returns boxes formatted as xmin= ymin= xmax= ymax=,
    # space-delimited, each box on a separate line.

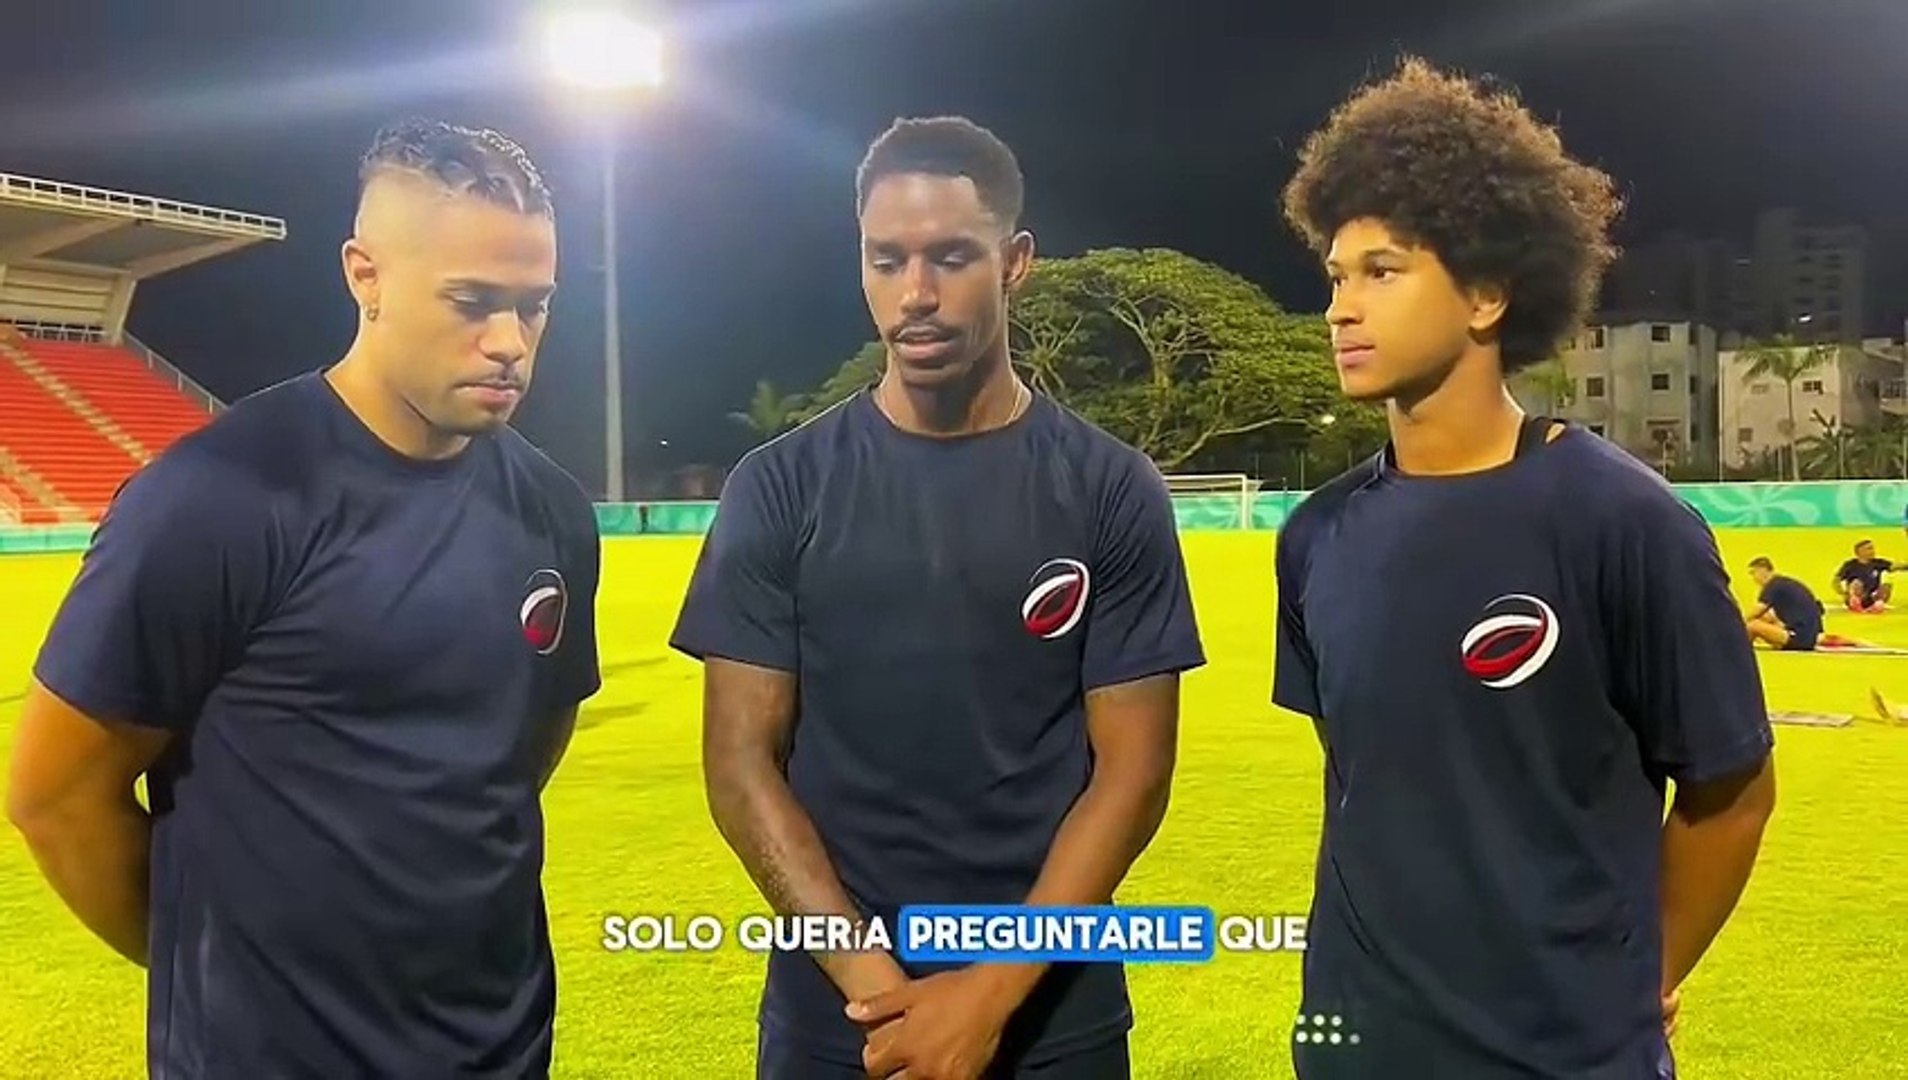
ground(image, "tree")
xmin=1793 ymin=410 xmax=1849 ymax=479
xmin=786 ymin=341 xmax=886 ymax=427
xmin=728 ymin=379 xmax=805 ymax=438
xmin=1007 ymin=248 xmax=1339 ymax=468
xmin=1805 ymin=415 xmax=1908 ymax=480
xmin=1301 ymin=403 xmax=1389 ymax=477
xmin=1847 ymin=417 xmax=1908 ymax=479
xmin=786 ymin=248 xmax=1342 ymax=470
xmin=1515 ymin=357 xmax=1577 ymax=413
xmin=1737 ymin=335 xmax=1834 ymax=481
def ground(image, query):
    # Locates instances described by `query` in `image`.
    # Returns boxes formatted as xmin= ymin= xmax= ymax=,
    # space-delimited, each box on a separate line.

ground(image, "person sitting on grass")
xmin=1834 ymin=539 xmax=1893 ymax=613
xmin=1746 ymin=556 xmax=1825 ymax=651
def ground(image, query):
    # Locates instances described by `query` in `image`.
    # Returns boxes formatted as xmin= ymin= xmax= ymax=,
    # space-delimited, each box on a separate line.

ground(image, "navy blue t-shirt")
xmin=669 ymin=387 xmax=1205 ymax=1066
xmin=1272 ymin=422 xmax=1771 ymax=1080
xmin=33 ymin=371 xmax=601 ymax=1078
xmin=1759 ymin=576 xmax=1823 ymax=638
xmin=1834 ymin=558 xmax=1891 ymax=600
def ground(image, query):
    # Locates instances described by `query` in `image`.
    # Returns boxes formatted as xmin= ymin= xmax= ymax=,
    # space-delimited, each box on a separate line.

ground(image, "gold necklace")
xmin=1005 ymin=379 xmax=1031 ymax=423
xmin=877 ymin=379 xmax=1030 ymax=430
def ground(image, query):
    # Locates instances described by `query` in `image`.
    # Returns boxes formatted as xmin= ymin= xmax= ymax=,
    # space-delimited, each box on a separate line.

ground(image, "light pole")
xmin=542 ymin=8 xmax=664 ymax=503
xmin=602 ymin=133 xmax=622 ymax=502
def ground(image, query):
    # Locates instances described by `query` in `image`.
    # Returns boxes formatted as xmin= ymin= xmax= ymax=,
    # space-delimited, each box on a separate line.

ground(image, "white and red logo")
xmin=1459 ymin=593 xmax=1559 ymax=689
xmin=520 ymin=568 xmax=568 ymax=655
xmin=1022 ymin=558 xmax=1091 ymax=640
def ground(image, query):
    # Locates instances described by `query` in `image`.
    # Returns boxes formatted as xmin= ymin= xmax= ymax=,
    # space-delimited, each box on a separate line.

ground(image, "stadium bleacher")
xmin=0 ymin=335 xmax=227 ymax=520
xmin=0 ymin=170 xmax=284 ymax=524
xmin=0 ymin=469 xmax=58 ymax=524
xmin=26 ymin=339 xmax=216 ymax=457
xmin=0 ymin=348 xmax=142 ymax=516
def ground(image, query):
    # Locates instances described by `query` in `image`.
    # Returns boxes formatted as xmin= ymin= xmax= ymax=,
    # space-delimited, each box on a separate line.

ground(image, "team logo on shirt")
xmin=1459 ymin=593 xmax=1560 ymax=689
xmin=1022 ymin=558 xmax=1092 ymax=640
xmin=520 ymin=568 xmax=568 ymax=655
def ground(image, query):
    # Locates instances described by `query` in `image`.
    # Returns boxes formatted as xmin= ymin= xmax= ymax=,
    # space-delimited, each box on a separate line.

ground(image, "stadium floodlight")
xmin=542 ymin=9 xmax=665 ymax=91
xmin=540 ymin=7 xmax=666 ymax=504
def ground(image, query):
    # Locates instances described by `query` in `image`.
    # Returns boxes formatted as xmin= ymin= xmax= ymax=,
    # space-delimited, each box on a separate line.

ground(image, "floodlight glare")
xmin=543 ymin=9 xmax=664 ymax=91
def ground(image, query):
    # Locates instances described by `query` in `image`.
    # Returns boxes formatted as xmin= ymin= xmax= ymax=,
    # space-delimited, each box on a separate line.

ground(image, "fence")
xmin=600 ymin=480 xmax=1908 ymax=535
xmin=5 ymin=480 xmax=1904 ymax=556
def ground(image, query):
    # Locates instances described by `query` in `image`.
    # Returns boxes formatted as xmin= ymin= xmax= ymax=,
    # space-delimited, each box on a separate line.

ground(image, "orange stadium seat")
xmin=0 ymin=470 xmax=61 ymax=524
xmin=0 ymin=358 xmax=142 ymax=517
xmin=23 ymin=340 xmax=215 ymax=459
xmin=0 ymin=338 xmax=219 ymax=521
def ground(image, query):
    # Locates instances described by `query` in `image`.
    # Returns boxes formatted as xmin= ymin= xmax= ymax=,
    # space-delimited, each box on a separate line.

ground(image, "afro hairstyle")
xmin=1282 ymin=57 xmax=1623 ymax=373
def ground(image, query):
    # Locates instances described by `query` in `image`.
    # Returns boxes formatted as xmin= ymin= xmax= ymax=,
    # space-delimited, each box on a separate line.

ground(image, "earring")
xmin=365 ymin=304 xmax=379 ymax=322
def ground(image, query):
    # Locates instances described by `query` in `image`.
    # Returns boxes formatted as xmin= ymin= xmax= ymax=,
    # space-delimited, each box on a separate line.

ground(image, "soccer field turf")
xmin=3 ymin=528 xmax=1906 ymax=1078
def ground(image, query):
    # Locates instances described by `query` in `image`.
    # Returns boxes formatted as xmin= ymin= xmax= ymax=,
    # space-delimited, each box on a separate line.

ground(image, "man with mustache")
xmin=1272 ymin=59 xmax=1776 ymax=1079
xmin=672 ymin=115 xmax=1204 ymax=1079
xmin=8 ymin=118 xmax=600 ymax=1077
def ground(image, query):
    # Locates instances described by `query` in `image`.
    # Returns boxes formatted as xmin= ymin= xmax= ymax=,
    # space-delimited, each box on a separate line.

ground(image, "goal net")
xmin=1163 ymin=473 xmax=1259 ymax=530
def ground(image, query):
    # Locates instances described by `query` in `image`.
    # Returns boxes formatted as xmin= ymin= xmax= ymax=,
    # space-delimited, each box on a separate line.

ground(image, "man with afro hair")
xmin=1271 ymin=57 xmax=1776 ymax=1079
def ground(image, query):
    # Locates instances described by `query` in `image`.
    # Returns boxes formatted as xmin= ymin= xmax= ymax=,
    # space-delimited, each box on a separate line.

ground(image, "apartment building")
xmin=1516 ymin=318 xmax=1721 ymax=467
xmin=1719 ymin=339 xmax=1899 ymax=466
xmin=1602 ymin=209 xmax=1870 ymax=344
xmin=1752 ymin=209 xmax=1867 ymax=344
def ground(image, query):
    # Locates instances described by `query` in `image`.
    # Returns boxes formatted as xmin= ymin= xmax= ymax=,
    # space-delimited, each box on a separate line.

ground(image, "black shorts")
xmin=755 ymin=1028 xmax=1131 ymax=1080
xmin=1781 ymin=626 xmax=1820 ymax=651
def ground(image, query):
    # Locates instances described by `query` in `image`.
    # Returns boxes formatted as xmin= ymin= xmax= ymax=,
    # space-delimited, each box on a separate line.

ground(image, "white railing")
xmin=0 ymin=172 xmax=286 ymax=240
xmin=122 ymin=332 xmax=225 ymax=412
xmin=9 ymin=320 xmax=104 ymax=342
xmin=5 ymin=321 xmax=223 ymax=413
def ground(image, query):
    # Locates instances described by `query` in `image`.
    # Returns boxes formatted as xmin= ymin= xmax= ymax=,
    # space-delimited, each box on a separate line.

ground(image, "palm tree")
xmin=1794 ymin=410 xmax=1851 ymax=479
xmin=1737 ymin=335 xmax=1834 ymax=481
xmin=1845 ymin=417 xmax=1908 ymax=479
xmin=728 ymin=379 xmax=804 ymax=438
xmin=1519 ymin=357 xmax=1577 ymax=414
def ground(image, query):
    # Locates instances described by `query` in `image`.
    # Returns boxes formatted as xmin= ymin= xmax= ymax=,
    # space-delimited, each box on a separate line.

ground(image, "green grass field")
xmin=4 ymin=528 xmax=1907 ymax=1078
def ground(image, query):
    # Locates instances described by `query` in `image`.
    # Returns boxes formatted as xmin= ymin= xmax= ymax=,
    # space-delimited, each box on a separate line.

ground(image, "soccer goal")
xmin=1163 ymin=473 xmax=1260 ymax=530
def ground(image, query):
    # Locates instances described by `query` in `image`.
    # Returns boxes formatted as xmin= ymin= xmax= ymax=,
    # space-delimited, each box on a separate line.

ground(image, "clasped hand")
xmin=846 ymin=967 xmax=1014 ymax=1080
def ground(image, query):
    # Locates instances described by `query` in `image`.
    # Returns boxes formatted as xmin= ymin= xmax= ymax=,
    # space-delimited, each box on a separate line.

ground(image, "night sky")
xmin=2 ymin=0 xmax=1901 ymax=495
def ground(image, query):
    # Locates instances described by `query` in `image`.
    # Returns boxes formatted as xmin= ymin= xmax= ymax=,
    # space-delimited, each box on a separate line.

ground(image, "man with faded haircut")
xmin=7 ymin=118 xmax=600 ymax=1077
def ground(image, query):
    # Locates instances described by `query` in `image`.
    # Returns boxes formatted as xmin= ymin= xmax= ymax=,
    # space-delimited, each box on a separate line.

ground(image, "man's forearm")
xmin=13 ymin=799 xmax=152 ymax=966
xmin=708 ymin=758 xmax=906 ymax=999
xmin=1659 ymin=788 xmax=1772 ymax=992
xmin=986 ymin=770 xmax=1173 ymax=1004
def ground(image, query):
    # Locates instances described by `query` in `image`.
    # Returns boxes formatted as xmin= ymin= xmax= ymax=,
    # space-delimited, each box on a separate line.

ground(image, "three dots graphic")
xmin=1293 ymin=1013 xmax=1360 ymax=1047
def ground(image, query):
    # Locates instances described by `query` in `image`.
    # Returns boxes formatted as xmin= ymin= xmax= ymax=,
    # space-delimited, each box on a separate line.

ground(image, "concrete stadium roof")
xmin=0 ymin=171 xmax=284 ymax=279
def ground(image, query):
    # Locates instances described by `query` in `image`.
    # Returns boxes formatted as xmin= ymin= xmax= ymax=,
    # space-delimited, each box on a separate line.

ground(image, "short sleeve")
xmin=552 ymin=488 xmax=602 ymax=706
xmin=1271 ymin=522 xmax=1322 ymax=719
xmin=1079 ymin=453 xmax=1206 ymax=691
xmin=32 ymin=450 xmax=275 ymax=732
xmin=668 ymin=453 xmax=800 ymax=672
xmin=1608 ymin=493 xmax=1772 ymax=786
